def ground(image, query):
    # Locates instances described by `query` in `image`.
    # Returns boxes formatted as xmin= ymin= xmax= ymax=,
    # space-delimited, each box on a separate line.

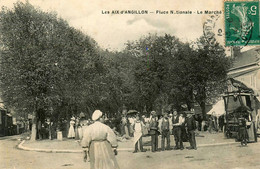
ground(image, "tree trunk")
xmin=200 ymin=101 xmax=206 ymax=120
xmin=49 ymin=121 xmax=52 ymax=140
xmin=186 ymin=100 xmax=192 ymax=111
xmin=30 ymin=111 xmax=37 ymax=141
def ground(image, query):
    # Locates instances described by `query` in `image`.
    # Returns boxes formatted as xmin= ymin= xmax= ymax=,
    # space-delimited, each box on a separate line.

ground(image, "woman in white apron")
xmin=133 ymin=115 xmax=145 ymax=153
xmin=67 ymin=117 xmax=75 ymax=138
xmin=81 ymin=110 xmax=120 ymax=169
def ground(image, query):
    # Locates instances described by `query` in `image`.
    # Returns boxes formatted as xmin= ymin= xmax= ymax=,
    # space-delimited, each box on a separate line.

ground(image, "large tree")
xmin=192 ymin=37 xmax=231 ymax=119
xmin=99 ymin=50 xmax=139 ymax=113
xmin=172 ymin=37 xmax=231 ymax=119
xmin=0 ymin=2 xmax=99 ymax=140
xmin=125 ymin=33 xmax=231 ymax=117
xmin=125 ymin=34 xmax=182 ymax=113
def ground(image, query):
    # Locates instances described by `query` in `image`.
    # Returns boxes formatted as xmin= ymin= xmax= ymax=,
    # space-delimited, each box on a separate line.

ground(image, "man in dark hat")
xmin=149 ymin=111 xmax=159 ymax=152
xmin=172 ymin=110 xmax=184 ymax=150
xmin=185 ymin=110 xmax=197 ymax=150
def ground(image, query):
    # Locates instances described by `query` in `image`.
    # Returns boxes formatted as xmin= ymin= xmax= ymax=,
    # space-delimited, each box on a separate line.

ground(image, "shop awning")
xmin=207 ymin=99 xmax=225 ymax=117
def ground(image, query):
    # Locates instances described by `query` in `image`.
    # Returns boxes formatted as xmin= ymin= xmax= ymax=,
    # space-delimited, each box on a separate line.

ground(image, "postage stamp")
xmin=224 ymin=0 xmax=259 ymax=46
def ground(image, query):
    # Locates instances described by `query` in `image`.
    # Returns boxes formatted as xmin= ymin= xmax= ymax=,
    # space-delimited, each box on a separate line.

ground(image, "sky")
xmin=0 ymin=0 xmax=232 ymax=51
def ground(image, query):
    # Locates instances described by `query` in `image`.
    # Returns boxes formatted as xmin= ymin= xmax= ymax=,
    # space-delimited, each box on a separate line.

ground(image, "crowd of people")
xmin=66 ymin=109 xmax=225 ymax=152
xmin=78 ymin=108 xmax=255 ymax=169
xmin=67 ymin=116 xmax=94 ymax=140
xmin=116 ymin=110 xmax=227 ymax=153
xmin=128 ymin=110 xmax=198 ymax=152
xmin=78 ymin=109 xmax=202 ymax=169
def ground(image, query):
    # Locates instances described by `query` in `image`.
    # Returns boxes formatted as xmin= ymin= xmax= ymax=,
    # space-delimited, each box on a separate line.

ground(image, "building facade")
xmin=228 ymin=47 xmax=260 ymax=94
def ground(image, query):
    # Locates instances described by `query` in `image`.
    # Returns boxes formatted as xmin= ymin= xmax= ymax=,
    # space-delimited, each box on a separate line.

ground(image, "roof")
xmin=232 ymin=47 xmax=260 ymax=69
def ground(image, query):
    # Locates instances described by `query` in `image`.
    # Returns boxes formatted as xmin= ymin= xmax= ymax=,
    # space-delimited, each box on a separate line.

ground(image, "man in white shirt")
xmin=169 ymin=113 xmax=173 ymax=134
xmin=159 ymin=113 xmax=171 ymax=151
xmin=172 ymin=111 xmax=184 ymax=150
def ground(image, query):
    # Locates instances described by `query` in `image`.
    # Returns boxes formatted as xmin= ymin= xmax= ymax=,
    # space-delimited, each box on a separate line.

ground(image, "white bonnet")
xmin=92 ymin=110 xmax=103 ymax=121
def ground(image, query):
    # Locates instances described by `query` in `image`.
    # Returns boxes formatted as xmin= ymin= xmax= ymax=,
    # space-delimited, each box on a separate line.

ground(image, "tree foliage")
xmin=0 ymin=2 xmax=101 ymax=138
xmin=125 ymin=34 xmax=184 ymax=113
xmin=0 ymin=1 xmax=232 ymax=139
xmin=125 ymin=34 xmax=231 ymax=118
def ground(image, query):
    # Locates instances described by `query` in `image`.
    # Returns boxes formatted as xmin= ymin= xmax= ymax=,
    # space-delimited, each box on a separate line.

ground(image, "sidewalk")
xmin=17 ymin=131 xmax=241 ymax=153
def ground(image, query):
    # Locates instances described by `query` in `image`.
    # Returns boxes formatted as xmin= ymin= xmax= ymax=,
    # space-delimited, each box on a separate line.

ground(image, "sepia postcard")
xmin=0 ymin=0 xmax=260 ymax=169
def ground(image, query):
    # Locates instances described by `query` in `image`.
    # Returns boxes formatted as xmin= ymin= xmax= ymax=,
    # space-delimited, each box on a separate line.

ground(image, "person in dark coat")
xmin=194 ymin=114 xmax=202 ymax=131
xmin=218 ymin=115 xmax=224 ymax=132
xmin=172 ymin=110 xmax=184 ymax=150
xmin=149 ymin=111 xmax=159 ymax=152
xmin=185 ymin=111 xmax=197 ymax=150
xmin=181 ymin=113 xmax=188 ymax=142
xmin=238 ymin=116 xmax=248 ymax=146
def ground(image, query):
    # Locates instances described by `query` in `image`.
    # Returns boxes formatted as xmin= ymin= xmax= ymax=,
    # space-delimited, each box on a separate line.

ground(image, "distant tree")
xmin=169 ymin=43 xmax=196 ymax=111
xmin=0 ymin=2 xmax=99 ymax=140
xmin=173 ymin=37 xmax=231 ymax=119
xmin=125 ymin=34 xmax=231 ymax=117
xmin=125 ymin=34 xmax=182 ymax=113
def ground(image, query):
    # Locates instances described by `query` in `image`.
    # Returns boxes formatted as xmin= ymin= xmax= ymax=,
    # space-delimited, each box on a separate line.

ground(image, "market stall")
xmin=223 ymin=78 xmax=258 ymax=142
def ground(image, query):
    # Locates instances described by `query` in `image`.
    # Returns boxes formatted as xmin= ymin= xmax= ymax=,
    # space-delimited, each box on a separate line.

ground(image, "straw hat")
xmin=92 ymin=110 xmax=103 ymax=121
xmin=151 ymin=111 xmax=156 ymax=116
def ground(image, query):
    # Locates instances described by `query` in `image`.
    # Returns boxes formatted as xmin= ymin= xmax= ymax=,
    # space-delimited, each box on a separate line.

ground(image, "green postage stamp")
xmin=225 ymin=0 xmax=259 ymax=46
